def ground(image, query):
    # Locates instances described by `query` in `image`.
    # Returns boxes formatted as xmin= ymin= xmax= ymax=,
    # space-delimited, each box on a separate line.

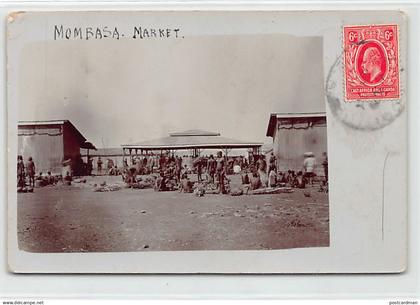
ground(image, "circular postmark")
xmin=325 ymin=49 xmax=404 ymax=132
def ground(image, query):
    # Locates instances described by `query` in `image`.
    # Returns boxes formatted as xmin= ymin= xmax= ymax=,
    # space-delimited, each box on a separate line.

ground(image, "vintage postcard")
xmin=6 ymin=10 xmax=407 ymax=273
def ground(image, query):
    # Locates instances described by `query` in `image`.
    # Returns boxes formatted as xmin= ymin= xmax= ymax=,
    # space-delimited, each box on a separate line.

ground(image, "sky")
xmin=19 ymin=34 xmax=325 ymax=148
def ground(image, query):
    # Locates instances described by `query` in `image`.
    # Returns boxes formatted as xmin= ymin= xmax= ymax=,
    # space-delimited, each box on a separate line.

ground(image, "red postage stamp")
xmin=343 ymin=24 xmax=400 ymax=101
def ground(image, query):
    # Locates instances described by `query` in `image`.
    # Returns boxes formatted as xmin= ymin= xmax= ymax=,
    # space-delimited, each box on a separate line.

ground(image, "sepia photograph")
xmin=7 ymin=11 xmax=407 ymax=274
xmin=15 ymin=31 xmax=329 ymax=252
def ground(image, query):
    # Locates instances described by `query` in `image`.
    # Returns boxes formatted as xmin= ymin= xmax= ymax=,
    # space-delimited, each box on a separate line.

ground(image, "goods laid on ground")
xmin=73 ymin=178 xmax=87 ymax=183
xmin=93 ymin=184 xmax=122 ymax=192
xmin=230 ymin=188 xmax=243 ymax=196
xmin=124 ymin=174 xmax=158 ymax=189
xmin=248 ymin=187 xmax=293 ymax=195
xmin=17 ymin=187 xmax=34 ymax=193
xmin=154 ymin=177 xmax=178 ymax=192
xmin=193 ymin=186 xmax=205 ymax=197
xmin=131 ymin=181 xmax=152 ymax=189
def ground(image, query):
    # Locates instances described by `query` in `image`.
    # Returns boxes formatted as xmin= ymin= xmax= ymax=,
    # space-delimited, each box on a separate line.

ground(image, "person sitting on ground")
xmin=64 ymin=171 xmax=72 ymax=185
xmin=242 ymin=171 xmax=250 ymax=185
xmin=155 ymin=171 xmax=168 ymax=191
xmin=125 ymin=167 xmax=137 ymax=185
xmin=180 ymin=176 xmax=193 ymax=193
xmin=276 ymin=171 xmax=287 ymax=186
xmin=287 ymin=170 xmax=295 ymax=185
xmin=47 ymin=171 xmax=55 ymax=185
xmin=250 ymin=172 xmax=262 ymax=190
xmin=293 ymin=171 xmax=306 ymax=189
xmin=279 ymin=171 xmax=287 ymax=183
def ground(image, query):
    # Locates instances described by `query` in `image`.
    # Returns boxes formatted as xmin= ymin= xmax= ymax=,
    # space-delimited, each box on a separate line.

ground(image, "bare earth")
xmin=17 ymin=175 xmax=329 ymax=252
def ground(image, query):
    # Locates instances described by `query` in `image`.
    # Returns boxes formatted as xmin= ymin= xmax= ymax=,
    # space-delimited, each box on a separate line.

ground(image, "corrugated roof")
xmin=169 ymin=130 xmax=220 ymax=137
xmin=266 ymin=112 xmax=326 ymax=137
xmin=18 ymin=120 xmax=69 ymax=126
xmin=122 ymin=134 xmax=262 ymax=150
xmin=81 ymin=148 xmax=123 ymax=156
xmin=18 ymin=120 xmax=96 ymax=150
xmin=271 ymin=112 xmax=326 ymax=118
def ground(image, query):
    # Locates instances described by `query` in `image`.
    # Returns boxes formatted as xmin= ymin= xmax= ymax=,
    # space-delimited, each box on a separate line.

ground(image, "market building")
xmin=121 ymin=129 xmax=263 ymax=158
xmin=266 ymin=112 xmax=327 ymax=175
xmin=18 ymin=120 xmax=96 ymax=175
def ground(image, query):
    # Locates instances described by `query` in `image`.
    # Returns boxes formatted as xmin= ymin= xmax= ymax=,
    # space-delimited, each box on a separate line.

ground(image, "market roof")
xmin=169 ymin=130 xmax=220 ymax=137
xmin=18 ymin=119 xmax=97 ymax=150
xmin=266 ymin=112 xmax=326 ymax=137
xmin=122 ymin=129 xmax=262 ymax=150
xmin=81 ymin=147 xmax=123 ymax=156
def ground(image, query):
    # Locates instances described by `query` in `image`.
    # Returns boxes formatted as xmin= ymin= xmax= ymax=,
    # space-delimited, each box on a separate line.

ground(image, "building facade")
xmin=266 ymin=113 xmax=327 ymax=175
xmin=18 ymin=120 xmax=95 ymax=175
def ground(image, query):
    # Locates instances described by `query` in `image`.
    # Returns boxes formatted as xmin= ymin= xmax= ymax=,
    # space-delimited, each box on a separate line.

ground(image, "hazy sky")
xmin=19 ymin=34 xmax=325 ymax=147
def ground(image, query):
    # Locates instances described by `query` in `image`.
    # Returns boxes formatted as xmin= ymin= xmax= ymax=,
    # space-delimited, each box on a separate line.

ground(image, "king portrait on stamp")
xmin=343 ymin=24 xmax=400 ymax=101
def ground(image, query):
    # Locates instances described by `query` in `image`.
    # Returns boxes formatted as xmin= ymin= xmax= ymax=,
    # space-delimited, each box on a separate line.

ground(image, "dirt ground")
xmin=17 ymin=175 xmax=329 ymax=252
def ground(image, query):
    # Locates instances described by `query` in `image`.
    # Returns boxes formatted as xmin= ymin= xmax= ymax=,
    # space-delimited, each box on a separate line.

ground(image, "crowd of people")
xmin=17 ymin=150 xmax=328 ymax=194
xmin=17 ymin=155 xmax=62 ymax=191
xmin=17 ymin=155 xmax=35 ymax=190
xmin=119 ymin=150 xmax=328 ymax=193
xmin=242 ymin=151 xmax=328 ymax=191
xmin=121 ymin=151 xmax=231 ymax=194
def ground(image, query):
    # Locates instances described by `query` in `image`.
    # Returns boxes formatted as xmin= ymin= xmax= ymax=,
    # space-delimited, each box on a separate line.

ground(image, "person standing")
xmin=135 ymin=157 xmax=143 ymax=175
xmin=269 ymin=152 xmax=277 ymax=172
xmin=216 ymin=151 xmax=226 ymax=194
xmin=233 ymin=158 xmax=241 ymax=174
xmin=303 ymin=152 xmax=317 ymax=185
xmin=322 ymin=152 xmax=328 ymax=183
xmin=174 ymin=156 xmax=182 ymax=183
xmin=207 ymin=155 xmax=217 ymax=183
xmin=97 ymin=157 xmax=103 ymax=175
xmin=142 ymin=156 xmax=148 ymax=173
xmin=257 ymin=155 xmax=267 ymax=173
xmin=17 ymin=155 xmax=25 ymax=188
xmin=269 ymin=167 xmax=277 ymax=188
xmin=159 ymin=154 xmax=166 ymax=171
xmin=26 ymin=157 xmax=36 ymax=188
xmin=195 ymin=157 xmax=203 ymax=182
xmin=87 ymin=157 xmax=93 ymax=175
xmin=107 ymin=158 xmax=114 ymax=174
